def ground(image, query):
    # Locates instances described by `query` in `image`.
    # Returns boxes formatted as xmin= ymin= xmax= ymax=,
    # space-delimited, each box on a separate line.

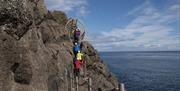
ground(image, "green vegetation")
xmin=86 ymin=59 xmax=93 ymax=66
xmin=51 ymin=11 xmax=68 ymax=25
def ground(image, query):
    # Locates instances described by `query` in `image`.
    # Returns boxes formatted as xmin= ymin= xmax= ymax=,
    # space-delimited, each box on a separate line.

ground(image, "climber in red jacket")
xmin=74 ymin=58 xmax=82 ymax=77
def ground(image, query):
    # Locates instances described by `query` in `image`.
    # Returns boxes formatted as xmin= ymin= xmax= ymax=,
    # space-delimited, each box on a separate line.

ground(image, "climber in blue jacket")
xmin=73 ymin=42 xmax=80 ymax=56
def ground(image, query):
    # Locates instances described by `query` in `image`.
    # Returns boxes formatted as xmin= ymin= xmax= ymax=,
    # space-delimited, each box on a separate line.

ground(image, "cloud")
xmin=169 ymin=4 xmax=180 ymax=12
xmin=88 ymin=1 xmax=180 ymax=51
xmin=44 ymin=0 xmax=88 ymax=16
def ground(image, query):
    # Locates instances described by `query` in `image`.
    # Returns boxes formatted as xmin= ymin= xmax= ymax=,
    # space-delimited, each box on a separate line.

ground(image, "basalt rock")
xmin=0 ymin=0 xmax=118 ymax=91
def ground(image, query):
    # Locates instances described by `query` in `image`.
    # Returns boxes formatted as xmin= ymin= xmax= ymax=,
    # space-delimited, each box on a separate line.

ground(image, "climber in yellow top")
xmin=76 ymin=51 xmax=83 ymax=62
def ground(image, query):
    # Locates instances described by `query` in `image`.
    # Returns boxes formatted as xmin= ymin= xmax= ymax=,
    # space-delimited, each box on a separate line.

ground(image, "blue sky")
xmin=44 ymin=0 xmax=180 ymax=51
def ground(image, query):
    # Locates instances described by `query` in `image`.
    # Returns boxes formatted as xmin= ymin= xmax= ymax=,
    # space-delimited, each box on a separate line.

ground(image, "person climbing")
xmin=73 ymin=58 xmax=82 ymax=77
xmin=73 ymin=28 xmax=81 ymax=42
xmin=73 ymin=42 xmax=81 ymax=56
xmin=76 ymin=51 xmax=84 ymax=62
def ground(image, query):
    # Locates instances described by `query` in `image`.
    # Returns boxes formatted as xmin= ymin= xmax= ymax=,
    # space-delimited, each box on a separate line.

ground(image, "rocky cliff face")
xmin=0 ymin=0 xmax=118 ymax=91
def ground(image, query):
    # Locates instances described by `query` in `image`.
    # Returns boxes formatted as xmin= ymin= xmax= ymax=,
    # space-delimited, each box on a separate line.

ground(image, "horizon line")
xmin=98 ymin=50 xmax=180 ymax=52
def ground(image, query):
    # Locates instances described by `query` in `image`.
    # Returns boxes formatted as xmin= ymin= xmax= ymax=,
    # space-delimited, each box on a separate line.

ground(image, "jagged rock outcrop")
xmin=0 ymin=0 xmax=118 ymax=91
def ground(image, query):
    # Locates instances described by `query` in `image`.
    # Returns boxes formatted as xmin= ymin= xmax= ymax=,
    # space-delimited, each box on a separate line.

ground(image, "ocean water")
xmin=100 ymin=51 xmax=180 ymax=91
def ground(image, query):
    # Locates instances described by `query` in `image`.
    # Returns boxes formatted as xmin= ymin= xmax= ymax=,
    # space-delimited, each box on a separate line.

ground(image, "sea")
xmin=100 ymin=51 xmax=180 ymax=91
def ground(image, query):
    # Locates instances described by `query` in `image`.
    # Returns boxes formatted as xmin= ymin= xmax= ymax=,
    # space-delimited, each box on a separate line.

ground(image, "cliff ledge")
xmin=0 ymin=0 xmax=118 ymax=91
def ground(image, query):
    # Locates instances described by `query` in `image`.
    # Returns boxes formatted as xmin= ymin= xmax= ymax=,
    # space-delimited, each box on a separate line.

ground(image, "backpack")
xmin=74 ymin=44 xmax=80 ymax=52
